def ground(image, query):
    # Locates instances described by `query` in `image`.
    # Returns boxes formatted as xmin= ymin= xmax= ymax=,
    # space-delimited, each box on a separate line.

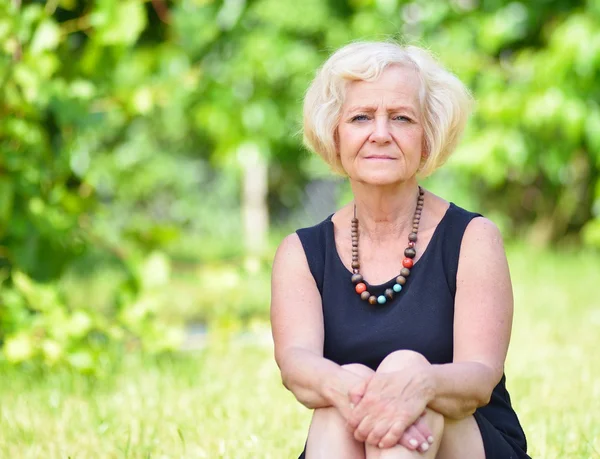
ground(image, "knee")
xmin=311 ymin=405 xmax=344 ymax=425
xmin=341 ymin=363 xmax=375 ymax=378
xmin=377 ymin=350 xmax=429 ymax=372
xmin=424 ymin=407 xmax=445 ymax=436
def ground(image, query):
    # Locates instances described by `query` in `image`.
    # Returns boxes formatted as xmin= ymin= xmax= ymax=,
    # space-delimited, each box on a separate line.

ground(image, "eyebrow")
xmin=345 ymin=105 xmax=418 ymax=116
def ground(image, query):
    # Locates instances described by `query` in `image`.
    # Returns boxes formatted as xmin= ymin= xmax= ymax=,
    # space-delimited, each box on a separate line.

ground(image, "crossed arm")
xmin=270 ymin=217 xmax=514 ymax=448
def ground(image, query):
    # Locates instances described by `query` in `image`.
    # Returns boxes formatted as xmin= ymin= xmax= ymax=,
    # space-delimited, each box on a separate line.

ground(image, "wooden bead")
xmin=396 ymin=275 xmax=406 ymax=285
xmin=404 ymin=247 xmax=416 ymax=258
xmin=401 ymin=268 xmax=411 ymax=277
xmin=402 ymin=258 xmax=414 ymax=269
xmin=355 ymin=282 xmax=367 ymax=294
xmin=351 ymin=274 xmax=363 ymax=284
xmin=368 ymin=295 xmax=377 ymax=305
xmin=361 ymin=291 xmax=371 ymax=301
xmin=352 ymin=261 xmax=360 ymax=269
xmin=408 ymin=232 xmax=418 ymax=242
xmin=385 ymin=288 xmax=394 ymax=300
xmin=352 ymin=218 xmax=358 ymax=224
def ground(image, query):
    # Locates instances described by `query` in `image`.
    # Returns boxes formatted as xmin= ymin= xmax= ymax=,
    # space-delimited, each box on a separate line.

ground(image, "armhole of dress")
xmin=295 ymin=220 xmax=328 ymax=296
xmin=443 ymin=205 xmax=483 ymax=297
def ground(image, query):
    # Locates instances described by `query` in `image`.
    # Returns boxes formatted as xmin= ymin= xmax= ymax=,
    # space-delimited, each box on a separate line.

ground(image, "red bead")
xmin=355 ymin=283 xmax=367 ymax=294
xmin=402 ymin=258 xmax=414 ymax=269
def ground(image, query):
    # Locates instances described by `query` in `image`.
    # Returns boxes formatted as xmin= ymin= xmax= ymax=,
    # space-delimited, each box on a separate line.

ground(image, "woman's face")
xmin=337 ymin=65 xmax=425 ymax=186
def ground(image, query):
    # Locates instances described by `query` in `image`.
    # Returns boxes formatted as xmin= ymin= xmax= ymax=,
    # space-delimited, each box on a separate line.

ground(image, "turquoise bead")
xmin=377 ymin=295 xmax=386 ymax=304
xmin=393 ymin=283 xmax=402 ymax=293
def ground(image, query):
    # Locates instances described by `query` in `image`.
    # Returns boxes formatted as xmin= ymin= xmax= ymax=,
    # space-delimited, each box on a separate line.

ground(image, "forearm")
xmin=277 ymin=347 xmax=350 ymax=409
xmin=428 ymin=362 xmax=500 ymax=419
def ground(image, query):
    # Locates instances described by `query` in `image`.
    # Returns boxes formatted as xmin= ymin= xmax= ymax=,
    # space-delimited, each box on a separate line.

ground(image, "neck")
xmin=351 ymin=179 xmax=420 ymax=243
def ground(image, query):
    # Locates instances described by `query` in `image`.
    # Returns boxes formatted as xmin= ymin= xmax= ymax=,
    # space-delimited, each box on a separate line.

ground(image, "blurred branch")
xmin=78 ymin=214 xmax=130 ymax=264
xmin=11 ymin=0 xmax=21 ymax=61
xmin=45 ymin=0 xmax=59 ymax=15
xmin=151 ymin=0 xmax=170 ymax=24
xmin=60 ymin=14 xmax=92 ymax=36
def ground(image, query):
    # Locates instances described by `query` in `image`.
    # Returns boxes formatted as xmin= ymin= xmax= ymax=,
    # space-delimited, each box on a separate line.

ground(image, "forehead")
xmin=342 ymin=65 xmax=421 ymax=112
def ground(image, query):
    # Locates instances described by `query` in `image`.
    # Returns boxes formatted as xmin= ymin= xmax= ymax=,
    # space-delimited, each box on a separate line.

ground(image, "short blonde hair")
xmin=303 ymin=41 xmax=473 ymax=177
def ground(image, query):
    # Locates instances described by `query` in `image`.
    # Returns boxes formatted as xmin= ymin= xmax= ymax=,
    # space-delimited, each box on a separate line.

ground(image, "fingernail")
xmin=421 ymin=442 xmax=429 ymax=452
xmin=427 ymin=435 xmax=434 ymax=444
xmin=409 ymin=439 xmax=418 ymax=447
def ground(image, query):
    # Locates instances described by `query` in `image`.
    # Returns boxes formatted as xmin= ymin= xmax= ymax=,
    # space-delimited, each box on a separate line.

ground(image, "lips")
xmin=365 ymin=155 xmax=396 ymax=160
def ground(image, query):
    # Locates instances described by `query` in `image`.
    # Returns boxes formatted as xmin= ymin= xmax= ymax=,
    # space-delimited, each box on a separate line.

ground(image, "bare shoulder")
xmin=272 ymin=232 xmax=311 ymax=279
xmin=456 ymin=215 xmax=511 ymax=298
xmin=461 ymin=216 xmax=507 ymax=257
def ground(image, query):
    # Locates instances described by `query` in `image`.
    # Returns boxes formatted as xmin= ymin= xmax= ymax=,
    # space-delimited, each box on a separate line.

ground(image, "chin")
xmin=357 ymin=170 xmax=405 ymax=186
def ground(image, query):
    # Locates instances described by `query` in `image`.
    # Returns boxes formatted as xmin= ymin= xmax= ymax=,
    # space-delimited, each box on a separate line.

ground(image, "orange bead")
xmin=355 ymin=282 xmax=367 ymax=294
xmin=402 ymin=258 xmax=414 ymax=269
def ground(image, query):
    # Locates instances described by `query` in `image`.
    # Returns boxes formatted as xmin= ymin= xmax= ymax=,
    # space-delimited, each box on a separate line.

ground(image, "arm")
xmin=271 ymin=233 xmax=364 ymax=411
xmin=427 ymin=217 xmax=513 ymax=419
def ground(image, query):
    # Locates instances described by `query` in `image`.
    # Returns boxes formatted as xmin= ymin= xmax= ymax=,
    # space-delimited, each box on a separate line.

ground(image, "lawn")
xmin=0 ymin=247 xmax=598 ymax=458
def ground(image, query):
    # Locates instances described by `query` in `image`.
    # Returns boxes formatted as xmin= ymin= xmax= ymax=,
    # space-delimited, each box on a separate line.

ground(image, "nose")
xmin=369 ymin=116 xmax=392 ymax=144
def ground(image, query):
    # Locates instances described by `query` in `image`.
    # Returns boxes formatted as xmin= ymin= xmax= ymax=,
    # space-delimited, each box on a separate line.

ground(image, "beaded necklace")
xmin=350 ymin=186 xmax=424 ymax=305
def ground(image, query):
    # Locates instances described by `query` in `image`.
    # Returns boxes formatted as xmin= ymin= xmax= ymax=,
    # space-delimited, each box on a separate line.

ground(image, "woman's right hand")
xmin=347 ymin=377 xmax=434 ymax=453
xmin=332 ymin=368 xmax=434 ymax=452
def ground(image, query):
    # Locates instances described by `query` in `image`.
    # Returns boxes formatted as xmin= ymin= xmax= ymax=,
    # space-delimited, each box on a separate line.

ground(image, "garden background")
xmin=1 ymin=0 xmax=599 ymax=457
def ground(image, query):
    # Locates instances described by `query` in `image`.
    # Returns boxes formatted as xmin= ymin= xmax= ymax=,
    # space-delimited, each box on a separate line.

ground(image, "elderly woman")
xmin=270 ymin=42 xmax=529 ymax=459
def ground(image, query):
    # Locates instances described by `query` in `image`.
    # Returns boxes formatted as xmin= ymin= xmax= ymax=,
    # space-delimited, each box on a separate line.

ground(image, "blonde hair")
xmin=303 ymin=41 xmax=473 ymax=177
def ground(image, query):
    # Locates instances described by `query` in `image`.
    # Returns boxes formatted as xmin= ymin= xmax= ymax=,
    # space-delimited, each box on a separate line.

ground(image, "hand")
xmin=397 ymin=411 xmax=434 ymax=452
xmin=348 ymin=365 xmax=435 ymax=449
xmin=327 ymin=368 xmax=373 ymax=423
xmin=347 ymin=378 xmax=433 ymax=452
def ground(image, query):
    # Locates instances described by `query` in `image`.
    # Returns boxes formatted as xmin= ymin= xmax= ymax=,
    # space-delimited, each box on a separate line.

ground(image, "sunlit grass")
xmin=0 ymin=247 xmax=598 ymax=458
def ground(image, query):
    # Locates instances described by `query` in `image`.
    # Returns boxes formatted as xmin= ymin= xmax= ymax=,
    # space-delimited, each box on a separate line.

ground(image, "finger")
xmin=412 ymin=416 xmax=434 ymax=445
xmin=399 ymin=425 xmax=428 ymax=452
xmin=349 ymin=378 xmax=368 ymax=406
xmin=365 ymin=418 xmax=391 ymax=447
xmin=348 ymin=393 xmax=375 ymax=430
xmin=353 ymin=414 xmax=375 ymax=443
xmin=376 ymin=420 xmax=407 ymax=449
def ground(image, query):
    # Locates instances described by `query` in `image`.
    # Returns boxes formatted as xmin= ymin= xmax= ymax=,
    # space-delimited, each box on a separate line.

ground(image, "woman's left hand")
xmin=347 ymin=364 xmax=435 ymax=448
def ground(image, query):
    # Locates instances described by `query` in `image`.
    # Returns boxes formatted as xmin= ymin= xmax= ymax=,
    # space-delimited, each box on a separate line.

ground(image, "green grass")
xmin=0 ymin=246 xmax=599 ymax=458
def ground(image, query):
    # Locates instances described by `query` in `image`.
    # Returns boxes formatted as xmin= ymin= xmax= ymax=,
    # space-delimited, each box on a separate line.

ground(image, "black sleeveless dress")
xmin=295 ymin=203 xmax=529 ymax=459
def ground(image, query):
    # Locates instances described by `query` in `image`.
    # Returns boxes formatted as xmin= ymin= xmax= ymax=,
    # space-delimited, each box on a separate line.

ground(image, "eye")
xmin=350 ymin=114 xmax=370 ymax=122
xmin=394 ymin=115 xmax=412 ymax=122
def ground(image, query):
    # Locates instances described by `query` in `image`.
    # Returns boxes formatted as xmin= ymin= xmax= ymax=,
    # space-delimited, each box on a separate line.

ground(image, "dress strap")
xmin=295 ymin=215 xmax=332 ymax=295
xmin=441 ymin=203 xmax=483 ymax=295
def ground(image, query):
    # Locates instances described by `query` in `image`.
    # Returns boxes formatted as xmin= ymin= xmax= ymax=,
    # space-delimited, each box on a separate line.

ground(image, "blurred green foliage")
xmin=1 ymin=0 xmax=599 ymax=369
